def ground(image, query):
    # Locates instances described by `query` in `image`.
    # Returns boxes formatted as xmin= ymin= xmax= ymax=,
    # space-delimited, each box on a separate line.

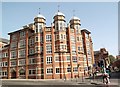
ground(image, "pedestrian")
xmin=106 ymin=68 xmax=111 ymax=78
xmin=103 ymin=72 xmax=110 ymax=84
xmin=93 ymin=72 xmax=95 ymax=80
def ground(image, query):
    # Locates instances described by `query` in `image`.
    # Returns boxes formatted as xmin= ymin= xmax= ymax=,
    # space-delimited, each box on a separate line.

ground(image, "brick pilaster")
xmin=68 ymin=26 xmax=73 ymax=79
xmin=51 ymin=25 xmax=55 ymax=79
xmin=25 ymin=30 xmax=29 ymax=79
xmin=43 ymin=27 xmax=46 ymax=79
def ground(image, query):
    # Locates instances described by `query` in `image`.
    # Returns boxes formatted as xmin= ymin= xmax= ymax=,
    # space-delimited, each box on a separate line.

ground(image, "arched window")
xmin=19 ymin=69 xmax=25 ymax=75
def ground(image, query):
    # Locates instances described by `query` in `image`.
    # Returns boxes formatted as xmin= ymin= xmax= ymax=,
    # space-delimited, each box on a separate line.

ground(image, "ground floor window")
xmin=67 ymin=67 xmax=71 ymax=72
xmin=73 ymin=67 xmax=78 ymax=72
xmin=47 ymin=68 xmax=53 ymax=74
xmin=29 ymin=69 xmax=36 ymax=75
xmin=1 ymin=71 xmax=7 ymax=76
xmin=56 ymin=68 xmax=60 ymax=73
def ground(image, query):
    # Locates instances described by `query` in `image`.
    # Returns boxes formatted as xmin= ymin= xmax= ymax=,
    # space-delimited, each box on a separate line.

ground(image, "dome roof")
xmin=70 ymin=16 xmax=80 ymax=20
xmin=54 ymin=11 xmax=65 ymax=17
xmin=35 ymin=14 xmax=46 ymax=19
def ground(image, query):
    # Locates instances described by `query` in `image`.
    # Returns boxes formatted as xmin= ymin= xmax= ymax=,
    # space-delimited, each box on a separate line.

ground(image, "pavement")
xmin=0 ymin=78 xmax=120 ymax=87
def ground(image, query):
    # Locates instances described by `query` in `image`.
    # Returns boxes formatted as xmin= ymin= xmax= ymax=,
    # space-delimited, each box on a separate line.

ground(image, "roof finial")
xmin=73 ymin=10 xmax=75 ymax=16
xmin=58 ymin=5 xmax=60 ymax=12
xmin=39 ymin=8 xmax=41 ymax=14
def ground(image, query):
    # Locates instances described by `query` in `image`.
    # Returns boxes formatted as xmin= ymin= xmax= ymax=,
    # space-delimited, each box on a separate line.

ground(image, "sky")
xmin=1 ymin=2 xmax=118 ymax=56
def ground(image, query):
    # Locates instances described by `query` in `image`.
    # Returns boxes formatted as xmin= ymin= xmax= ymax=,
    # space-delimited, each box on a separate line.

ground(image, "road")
xmin=0 ymin=72 xmax=120 ymax=87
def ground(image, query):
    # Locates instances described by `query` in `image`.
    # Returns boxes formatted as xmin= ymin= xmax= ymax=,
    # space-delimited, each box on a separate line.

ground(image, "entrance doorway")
xmin=11 ymin=70 xmax=16 ymax=79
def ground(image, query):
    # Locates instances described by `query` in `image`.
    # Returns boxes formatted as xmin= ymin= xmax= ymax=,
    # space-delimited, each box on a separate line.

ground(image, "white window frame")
xmin=20 ymin=31 xmax=26 ymax=38
xmin=35 ymin=23 xmax=43 ymax=33
xmin=29 ymin=58 xmax=36 ymax=64
xmin=11 ymin=42 xmax=17 ymax=48
xmin=10 ymin=51 xmax=16 ymax=59
xmin=2 ymin=71 xmax=7 ymax=76
xmin=70 ymin=35 xmax=75 ymax=42
xmin=40 ymin=36 xmax=43 ymax=42
xmin=29 ymin=38 xmax=34 ymax=46
xmin=35 ymin=24 xmax=38 ymax=33
xmin=55 ymin=56 xmax=59 ymax=62
xmin=56 ymin=68 xmax=60 ymax=74
xmin=29 ymin=48 xmax=34 ymax=55
xmin=29 ymin=69 xmax=36 ymax=75
xmin=0 ymin=62 xmax=8 ymax=67
xmin=19 ymin=49 xmax=26 ymax=58
xmin=2 ymin=52 xmax=8 ymax=58
xmin=46 ymin=34 xmax=52 ymax=42
xmin=78 ymin=47 xmax=80 ymax=51
xmin=66 ymin=56 xmax=70 ymax=61
xmin=35 ymin=46 xmax=40 ymax=53
xmin=12 ymin=34 xmax=17 ymax=40
xmin=73 ymin=67 xmax=78 ymax=72
xmin=46 ymin=68 xmax=53 ymax=74
xmin=3 ymin=62 xmax=8 ymax=67
xmin=10 ymin=60 xmax=16 ymax=66
xmin=46 ymin=45 xmax=52 ymax=54
xmin=72 ymin=45 xmax=76 ymax=54
xmin=19 ymin=40 xmax=26 ymax=48
xmin=40 ymin=46 xmax=43 ymax=53
xmin=46 ymin=56 xmax=52 ymax=64
xmin=18 ymin=59 xmax=25 ymax=66
xmin=67 ymin=66 xmax=71 ymax=73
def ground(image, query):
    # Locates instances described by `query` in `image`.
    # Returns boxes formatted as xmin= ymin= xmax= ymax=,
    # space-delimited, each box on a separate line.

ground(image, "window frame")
xmin=46 ymin=56 xmax=52 ymax=64
xmin=46 ymin=68 xmax=53 ymax=74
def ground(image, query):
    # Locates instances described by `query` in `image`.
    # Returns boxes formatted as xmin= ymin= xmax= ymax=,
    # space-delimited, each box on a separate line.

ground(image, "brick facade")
xmin=0 ymin=11 xmax=94 ymax=79
xmin=94 ymin=48 xmax=110 ymax=68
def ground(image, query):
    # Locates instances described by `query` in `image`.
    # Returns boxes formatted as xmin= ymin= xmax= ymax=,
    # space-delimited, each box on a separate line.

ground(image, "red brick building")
xmin=94 ymin=48 xmax=110 ymax=68
xmin=0 ymin=11 xmax=94 ymax=79
xmin=112 ymin=55 xmax=120 ymax=71
xmin=0 ymin=38 xmax=9 ymax=79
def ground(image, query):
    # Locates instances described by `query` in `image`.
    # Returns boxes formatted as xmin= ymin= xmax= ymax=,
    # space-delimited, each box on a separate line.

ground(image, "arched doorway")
xmin=11 ymin=69 xmax=16 ymax=79
xmin=19 ymin=68 xmax=25 ymax=79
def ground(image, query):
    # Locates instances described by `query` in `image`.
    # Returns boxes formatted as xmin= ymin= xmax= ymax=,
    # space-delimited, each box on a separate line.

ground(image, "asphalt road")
xmin=1 ymin=78 xmax=119 ymax=87
xmin=1 ymin=72 xmax=120 ymax=87
xmin=1 ymin=79 xmax=91 ymax=85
